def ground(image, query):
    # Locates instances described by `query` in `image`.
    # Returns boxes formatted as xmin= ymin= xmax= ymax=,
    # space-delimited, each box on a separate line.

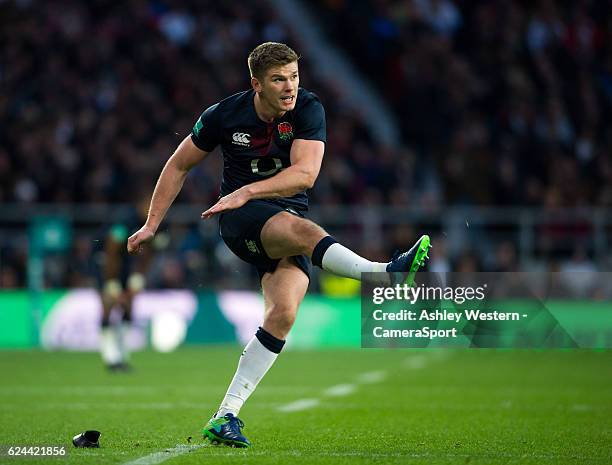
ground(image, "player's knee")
xmin=263 ymin=213 xmax=326 ymax=257
xmin=287 ymin=217 xmax=324 ymax=252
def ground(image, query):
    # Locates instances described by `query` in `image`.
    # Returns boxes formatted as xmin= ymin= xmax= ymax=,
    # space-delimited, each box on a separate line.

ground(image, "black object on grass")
xmin=72 ymin=430 xmax=101 ymax=448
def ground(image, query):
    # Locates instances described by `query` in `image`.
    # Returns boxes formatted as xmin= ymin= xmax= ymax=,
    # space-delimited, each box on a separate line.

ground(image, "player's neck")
xmin=253 ymin=93 xmax=285 ymax=123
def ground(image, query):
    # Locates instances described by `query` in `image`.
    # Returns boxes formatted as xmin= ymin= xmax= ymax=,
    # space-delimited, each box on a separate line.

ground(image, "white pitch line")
xmin=428 ymin=350 xmax=453 ymax=362
xmin=0 ymin=386 xmax=160 ymax=395
xmin=277 ymin=398 xmax=320 ymax=412
xmin=5 ymin=402 xmax=215 ymax=411
xmin=122 ymin=444 xmax=204 ymax=465
xmin=403 ymin=355 xmax=429 ymax=370
xmin=324 ymin=384 xmax=357 ymax=397
xmin=355 ymin=370 xmax=387 ymax=384
xmin=571 ymin=404 xmax=594 ymax=412
xmin=176 ymin=450 xmax=597 ymax=460
xmin=277 ymin=369 xmax=389 ymax=413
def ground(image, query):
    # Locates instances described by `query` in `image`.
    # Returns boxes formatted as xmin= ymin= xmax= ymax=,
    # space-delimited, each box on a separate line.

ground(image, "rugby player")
xmin=127 ymin=42 xmax=430 ymax=447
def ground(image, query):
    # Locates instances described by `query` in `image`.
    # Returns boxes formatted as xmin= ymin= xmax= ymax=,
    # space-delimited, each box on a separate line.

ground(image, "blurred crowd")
xmin=315 ymin=0 xmax=612 ymax=207
xmin=1 ymin=0 xmax=610 ymax=289
xmin=1 ymin=0 xmax=376 ymax=207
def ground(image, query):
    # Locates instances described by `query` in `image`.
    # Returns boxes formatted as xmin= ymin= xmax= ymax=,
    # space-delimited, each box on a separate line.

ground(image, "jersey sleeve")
xmin=191 ymin=103 xmax=221 ymax=152
xmin=294 ymin=97 xmax=326 ymax=143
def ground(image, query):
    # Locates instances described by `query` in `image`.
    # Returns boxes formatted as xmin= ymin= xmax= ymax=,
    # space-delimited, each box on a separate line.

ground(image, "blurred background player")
xmin=97 ymin=196 xmax=152 ymax=371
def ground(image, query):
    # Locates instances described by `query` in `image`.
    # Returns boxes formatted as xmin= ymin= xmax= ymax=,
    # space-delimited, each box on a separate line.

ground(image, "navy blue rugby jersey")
xmin=190 ymin=87 xmax=326 ymax=210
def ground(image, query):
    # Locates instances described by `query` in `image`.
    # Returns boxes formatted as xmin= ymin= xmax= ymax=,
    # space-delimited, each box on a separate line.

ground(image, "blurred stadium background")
xmin=3 ymin=0 xmax=612 ymax=277
xmin=2 ymin=0 xmax=611 ymax=349
xmin=0 ymin=0 xmax=612 ymax=463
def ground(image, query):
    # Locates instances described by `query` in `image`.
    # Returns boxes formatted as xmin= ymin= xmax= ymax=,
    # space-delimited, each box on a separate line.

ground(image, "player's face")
xmin=255 ymin=62 xmax=299 ymax=114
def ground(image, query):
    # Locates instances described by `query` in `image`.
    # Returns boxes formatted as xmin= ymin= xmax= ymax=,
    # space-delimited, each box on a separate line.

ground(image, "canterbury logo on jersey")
xmin=232 ymin=132 xmax=251 ymax=146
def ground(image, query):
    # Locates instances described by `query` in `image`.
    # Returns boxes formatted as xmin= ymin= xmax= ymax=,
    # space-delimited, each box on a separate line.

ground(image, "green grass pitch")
xmin=0 ymin=347 xmax=610 ymax=464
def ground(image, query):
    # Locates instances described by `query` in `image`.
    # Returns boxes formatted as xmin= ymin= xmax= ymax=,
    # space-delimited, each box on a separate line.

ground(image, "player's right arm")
xmin=127 ymin=136 xmax=208 ymax=254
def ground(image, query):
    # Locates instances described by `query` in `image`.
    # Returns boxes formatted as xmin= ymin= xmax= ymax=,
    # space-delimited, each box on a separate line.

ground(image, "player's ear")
xmin=251 ymin=76 xmax=262 ymax=93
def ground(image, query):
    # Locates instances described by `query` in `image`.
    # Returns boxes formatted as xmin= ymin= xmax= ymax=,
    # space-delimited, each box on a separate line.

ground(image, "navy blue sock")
xmin=311 ymin=236 xmax=338 ymax=268
xmin=255 ymin=327 xmax=285 ymax=354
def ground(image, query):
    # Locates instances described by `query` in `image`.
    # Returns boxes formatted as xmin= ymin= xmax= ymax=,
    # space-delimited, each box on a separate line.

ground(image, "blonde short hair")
xmin=248 ymin=42 xmax=299 ymax=79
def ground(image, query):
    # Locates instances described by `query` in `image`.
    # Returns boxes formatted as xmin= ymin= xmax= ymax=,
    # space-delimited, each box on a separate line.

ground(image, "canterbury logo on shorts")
xmin=245 ymin=239 xmax=260 ymax=254
xmin=232 ymin=132 xmax=251 ymax=146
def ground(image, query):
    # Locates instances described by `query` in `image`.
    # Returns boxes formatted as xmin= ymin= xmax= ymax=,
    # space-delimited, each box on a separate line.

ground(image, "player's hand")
xmin=201 ymin=189 xmax=249 ymax=219
xmin=127 ymin=225 xmax=155 ymax=254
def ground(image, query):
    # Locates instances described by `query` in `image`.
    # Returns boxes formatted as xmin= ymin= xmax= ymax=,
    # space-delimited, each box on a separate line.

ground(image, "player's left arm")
xmin=201 ymin=139 xmax=324 ymax=218
xmin=202 ymin=95 xmax=326 ymax=219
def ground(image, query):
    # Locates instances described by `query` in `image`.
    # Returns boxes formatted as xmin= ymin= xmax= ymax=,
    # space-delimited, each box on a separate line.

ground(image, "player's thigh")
xmin=261 ymin=257 xmax=309 ymax=337
xmin=261 ymin=212 xmax=327 ymax=259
